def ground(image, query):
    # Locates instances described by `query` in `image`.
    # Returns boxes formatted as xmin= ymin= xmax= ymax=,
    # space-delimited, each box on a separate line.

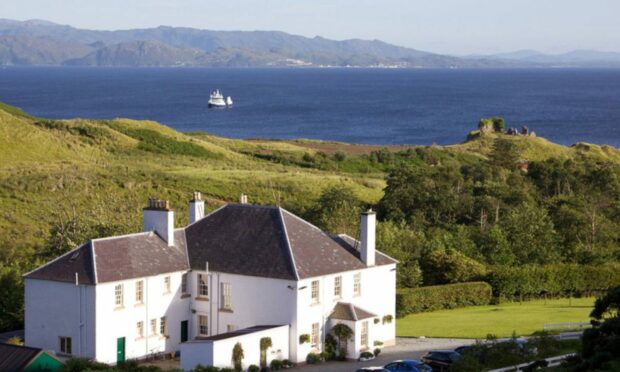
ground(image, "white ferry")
xmin=208 ymin=89 xmax=233 ymax=108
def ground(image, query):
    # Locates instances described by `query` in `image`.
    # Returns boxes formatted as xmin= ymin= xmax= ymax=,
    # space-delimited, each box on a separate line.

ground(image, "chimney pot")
xmin=240 ymin=193 xmax=248 ymax=204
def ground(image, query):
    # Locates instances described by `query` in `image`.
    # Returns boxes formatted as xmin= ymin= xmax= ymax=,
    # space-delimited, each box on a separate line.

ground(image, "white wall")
xmin=180 ymin=325 xmax=290 ymax=371
xmin=94 ymin=270 xmax=189 ymax=364
xmin=293 ymin=263 xmax=396 ymax=362
xmin=25 ymin=279 xmax=96 ymax=358
xmin=189 ymin=271 xmax=296 ymax=337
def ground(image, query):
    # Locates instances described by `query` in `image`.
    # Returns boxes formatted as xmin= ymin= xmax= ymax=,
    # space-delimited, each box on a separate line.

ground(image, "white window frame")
xmin=198 ymin=274 xmax=208 ymax=297
xmin=311 ymin=280 xmax=320 ymax=304
xmin=221 ymin=282 xmax=232 ymax=310
xmin=59 ymin=336 xmax=72 ymax=355
xmin=150 ymin=318 xmax=157 ymax=336
xmin=135 ymin=280 xmax=143 ymax=304
xmin=181 ymin=273 xmax=188 ymax=294
xmin=137 ymin=321 xmax=144 ymax=338
xmin=164 ymin=276 xmax=171 ymax=294
xmin=160 ymin=316 xmax=167 ymax=336
xmin=311 ymin=322 xmax=320 ymax=347
xmin=334 ymin=276 xmax=342 ymax=299
xmin=115 ymin=284 xmax=124 ymax=307
xmin=198 ymin=315 xmax=209 ymax=336
xmin=361 ymin=321 xmax=369 ymax=348
xmin=354 ymin=273 xmax=362 ymax=297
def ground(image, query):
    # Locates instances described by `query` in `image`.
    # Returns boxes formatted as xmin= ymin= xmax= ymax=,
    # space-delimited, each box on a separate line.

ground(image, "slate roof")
xmin=0 ymin=343 xmax=49 ymax=372
xmin=26 ymin=203 xmax=397 ymax=284
xmin=329 ymin=302 xmax=377 ymax=321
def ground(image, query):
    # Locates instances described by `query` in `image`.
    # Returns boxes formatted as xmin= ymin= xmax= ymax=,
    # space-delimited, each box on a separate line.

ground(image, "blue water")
xmin=0 ymin=67 xmax=619 ymax=147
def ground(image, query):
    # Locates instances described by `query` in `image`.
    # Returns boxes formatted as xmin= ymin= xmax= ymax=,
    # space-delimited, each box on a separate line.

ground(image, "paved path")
xmin=293 ymin=337 xmax=476 ymax=371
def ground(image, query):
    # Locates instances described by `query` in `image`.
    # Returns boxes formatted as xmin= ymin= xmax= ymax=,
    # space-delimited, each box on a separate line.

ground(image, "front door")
xmin=181 ymin=320 xmax=188 ymax=342
xmin=116 ymin=337 xmax=125 ymax=364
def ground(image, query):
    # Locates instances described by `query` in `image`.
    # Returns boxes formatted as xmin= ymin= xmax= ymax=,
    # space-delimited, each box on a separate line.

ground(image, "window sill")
xmin=311 ymin=301 xmax=321 ymax=306
xmin=134 ymin=303 xmax=144 ymax=308
xmin=194 ymin=297 xmax=209 ymax=302
xmin=57 ymin=352 xmax=72 ymax=357
xmin=181 ymin=293 xmax=191 ymax=299
xmin=333 ymin=296 xmax=342 ymax=301
xmin=135 ymin=337 xmax=145 ymax=341
xmin=219 ymin=308 xmax=233 ymax=313
xmin=114 ymin=306 xmax=125 ymax=311
xmin=163 ymin=291 xmax=171 ymax=296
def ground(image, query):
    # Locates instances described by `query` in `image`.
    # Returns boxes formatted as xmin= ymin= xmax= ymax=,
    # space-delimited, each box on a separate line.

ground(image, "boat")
xmin=208 ymin=89 xmax=233 ymax=108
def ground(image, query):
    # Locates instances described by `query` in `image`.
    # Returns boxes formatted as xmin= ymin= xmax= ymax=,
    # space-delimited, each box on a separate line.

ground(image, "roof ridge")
xmin=278 ymin=207 xmax=300 ymax=281
xmin=349 ymin=302 xmax=358 ymax=321
xmin=185 ymin=203 xmax=229 ymax=229
xmin=91 ymin=231 xmax=150 ymax=242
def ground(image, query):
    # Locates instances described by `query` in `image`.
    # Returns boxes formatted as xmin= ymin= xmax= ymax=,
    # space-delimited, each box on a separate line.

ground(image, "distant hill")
xmin=0 ymin=18 xmax=527 ymax=68
xmin=471 ymin=49 xmax=620 ymax=67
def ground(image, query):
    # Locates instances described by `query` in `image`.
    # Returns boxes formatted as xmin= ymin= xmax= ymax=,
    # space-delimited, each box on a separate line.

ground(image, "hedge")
xmin=488 ymin=263 xmax=620 ymax=300
xmin=396 ymin=281 xmax=492 ymax=317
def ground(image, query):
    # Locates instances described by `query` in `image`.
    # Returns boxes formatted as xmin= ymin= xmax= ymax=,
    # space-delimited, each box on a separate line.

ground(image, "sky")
xmin=1 ymin=0 xmax=619 ymax=55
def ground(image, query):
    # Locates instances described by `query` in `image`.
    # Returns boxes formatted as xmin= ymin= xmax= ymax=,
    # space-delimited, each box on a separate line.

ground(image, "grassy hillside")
xmin=1 ymin=101 xmax=619 ymax=260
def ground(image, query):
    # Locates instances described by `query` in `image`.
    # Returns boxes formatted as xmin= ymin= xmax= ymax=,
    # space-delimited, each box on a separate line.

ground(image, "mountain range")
xmin=1 ymin=19 xmax=619 ymax=68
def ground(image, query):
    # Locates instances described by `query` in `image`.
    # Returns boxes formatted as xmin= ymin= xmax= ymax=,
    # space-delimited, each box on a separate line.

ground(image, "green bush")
xmin=488 ymin=263 xmax=620 ymax=300
xmin=397 ymin=281 xmax=493 ymax=317
xmin=247 ymin=365 xmax=259 ymax=372
xmin=269 ymin=359 xmax=283 ymax=370
xmin=306 ymin=352 xmax=324 ymax=364
xmin=373 ymin=348 xmax=381 ymax=357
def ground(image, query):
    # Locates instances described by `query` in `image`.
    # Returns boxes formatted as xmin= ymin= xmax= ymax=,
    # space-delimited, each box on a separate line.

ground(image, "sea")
xmin=1 ymin=67 xmax=619 ymax=147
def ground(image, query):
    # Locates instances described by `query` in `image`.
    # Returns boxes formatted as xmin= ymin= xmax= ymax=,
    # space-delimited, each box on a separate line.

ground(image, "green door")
xmin=181 ymin=320 xmax=188 ymax=342
xmin=116 ymin=337 xmax=125 ymax=364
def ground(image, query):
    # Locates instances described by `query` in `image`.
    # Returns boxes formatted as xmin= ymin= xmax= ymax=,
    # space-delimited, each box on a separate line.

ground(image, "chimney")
xmin=239 ymin=193 xmax=248 ymax=204
xmin=189 ymin=191 xmax=205 ymax=224
xmin=143 ymin=197 xmax=174 ymax=246
xmin=360 ymin=209 xmax=376 ymax=266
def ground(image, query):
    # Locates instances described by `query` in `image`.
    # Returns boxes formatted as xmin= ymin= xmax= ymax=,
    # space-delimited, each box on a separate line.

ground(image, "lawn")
xmin=396 ymin=297 xmax=595 ymax=339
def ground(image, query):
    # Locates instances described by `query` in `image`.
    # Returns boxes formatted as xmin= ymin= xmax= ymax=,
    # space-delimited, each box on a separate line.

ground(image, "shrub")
xmin=359 ymin=351 xmax=374 ymax=360
xmin=324 ymin=334 xmax=338 ymax=360
xmin=397 ymin=281 xmax=493 ymax=317
xmin=269 ymin=359 xmax=283 ymax=370
xmin=373 ymin=348 xmax=381 ymax=357
xmin=488 ymin=263 xmax=620 ymax=301
xmin=232 ymin=342 xmax=244 ymax=371
xmin=382 ymin=314 xmax=393 ymax=324
xmin=61 ymin=358 xmax=109 ymax=372
xmin=281 ymin=359 xmax=294 ymax=368
xmin=299 ymin=334 xmax=310 ymax=344
xmin=373 ymin=340 xmax=384 ymax=347
xmin=247 ymin=366 xmax=260 ymax=372
xmin=306 ymin=352 xmax=324 ymax=364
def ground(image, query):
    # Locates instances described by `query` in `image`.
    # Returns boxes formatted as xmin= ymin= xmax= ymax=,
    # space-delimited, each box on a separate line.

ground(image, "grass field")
xmin=396 ymin=298 xmax=595 ymax=339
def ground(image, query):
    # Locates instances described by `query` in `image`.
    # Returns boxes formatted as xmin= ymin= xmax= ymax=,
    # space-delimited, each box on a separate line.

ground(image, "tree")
xmin=313 ymin=185 xmax=362 ymax=236
xmin=421 ymin=248 xmax=487 ymax=285
xmin=376 ymin=221 xmax=423 ymax=287
xmin=0 ymin=266 xmax=24 ymax=332
xmin=489 ymin=139 xmax=520 ymax=170
xmin=502 ymin=203 xmax=561 ymax=265
xmin=475 ymin=226 xmax=515 ymax=266
xmin=232 ymin=342 xmax=244 ymax=371
xmin=331 ymin=323 xmax=353 ymax=359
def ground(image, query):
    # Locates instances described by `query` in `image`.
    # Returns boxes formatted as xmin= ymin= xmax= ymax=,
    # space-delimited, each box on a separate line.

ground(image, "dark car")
xmin=356 ymin=367 xmax=391 ymax=372
xmin=421 ymin=351 xmax=461 ymax=371
xmin=384 ymin=359 xmax=433 ymax=372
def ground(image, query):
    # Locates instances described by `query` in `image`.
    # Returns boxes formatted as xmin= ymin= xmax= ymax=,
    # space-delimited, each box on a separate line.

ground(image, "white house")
xmin=24 ymin=193 xmax=397 ymax=369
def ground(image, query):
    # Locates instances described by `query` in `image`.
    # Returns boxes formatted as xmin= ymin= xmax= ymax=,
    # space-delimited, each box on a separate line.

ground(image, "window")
xmin=115 ymin=284 xmax=124 ymax=307
xmin=137 ymin=321 xmax=144 ymax=338
xmin=198 ymin=315 xmax=209 ymax=336
xmin=150 ymin=318 xmax=157 ymax=335
xmin=164 ymin=276 xmax=171 ymax=294
xmin=160 ymin=317 xmax=167 ymax=336
xmin=361 ymin=321 xmax=369 ymax=347
xmin=311 ymin=322 xmax=319 ymax=347
xmin=59 ymin=336 xmax=72 ymax=354
xmin=227 ymin=324 xmax=236 ymax=333
xmin=221 ymin=283 xmax=232 ymax=309
xmin=181 ymin=273 xmax=188 ymax=293
xmin=353 ymin=273 xmax=361 ymax=297
xmin=334 ymin=276 xmax=342 ymax=298
xmin=135 ymin=280 xmax=143 ymax=304
xmin=311 ymin=280 xmax=320 ymax=304
xmin=198 ymin=274 xmax=208 ymax=297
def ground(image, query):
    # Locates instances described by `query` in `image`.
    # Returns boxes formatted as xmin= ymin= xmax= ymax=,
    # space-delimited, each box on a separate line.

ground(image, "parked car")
xmin=384 ymin=359 xmax=433 ymax=372
xmin=356 ymin=367 xmax=390 ymax=372
xmin=421 ymin=351 xmax=461 ymax=371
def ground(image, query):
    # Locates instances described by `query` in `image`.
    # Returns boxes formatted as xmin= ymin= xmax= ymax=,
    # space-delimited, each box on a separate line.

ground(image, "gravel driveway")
xmin=293 ymin=337 xmax=476 ymax=371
